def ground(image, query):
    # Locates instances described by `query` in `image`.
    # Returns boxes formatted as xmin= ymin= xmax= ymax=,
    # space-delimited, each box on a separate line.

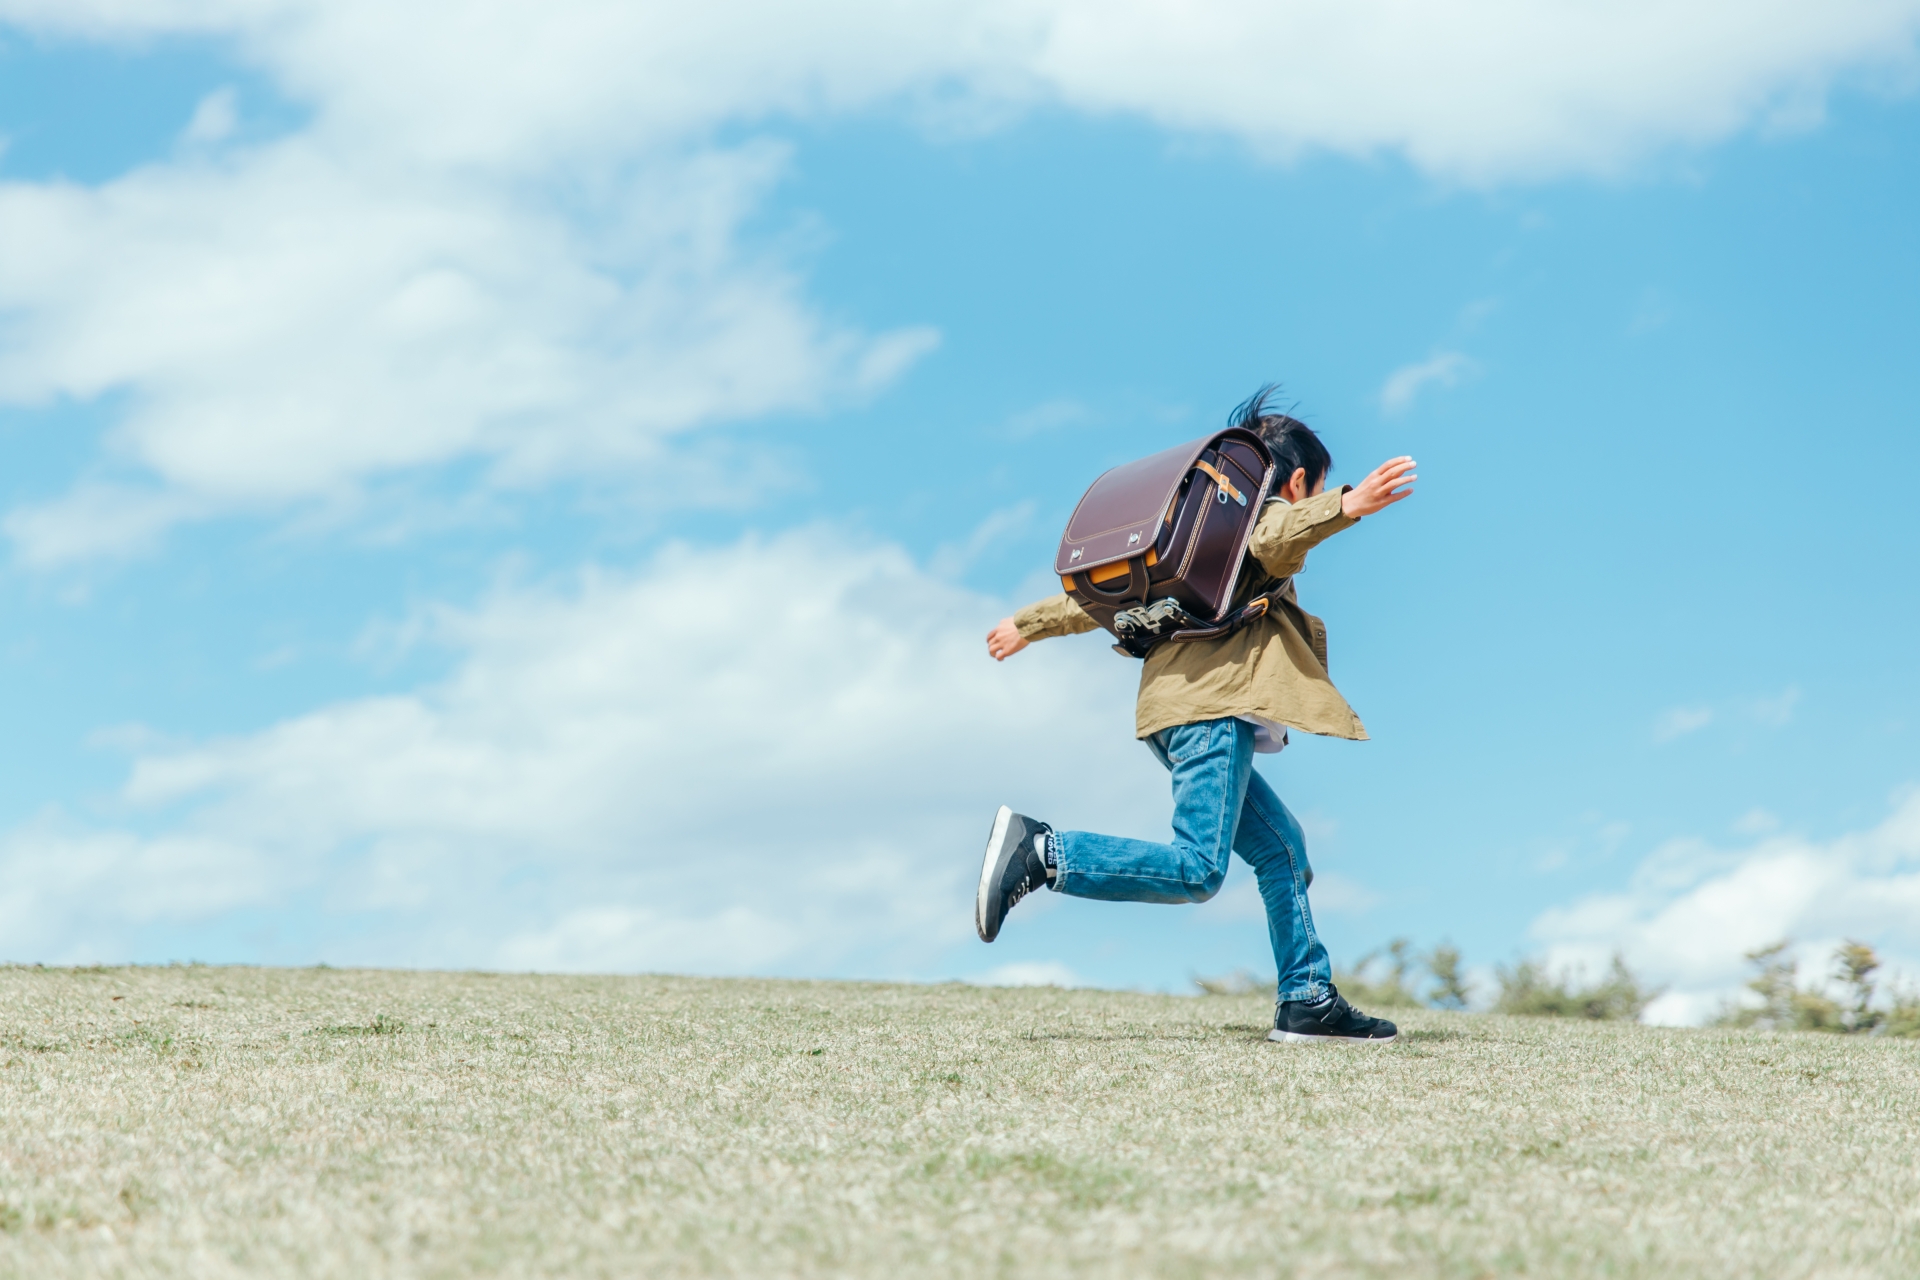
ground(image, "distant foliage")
xmin=1425 ymin=944 xmax=1472 ymax=1011
xmin=1191 ymin=969 xmax=1270 ymax=998
xmin=1335 ymin=939 xmax=1425 ymax=1009
xmin=1196 ymin=934 xmax=1916 ymax=1034
xmin=1885 ymin=990 xmax=1920 ymax=1039
xmin=1492 ymin=955 xmax=1656 ymax=1021
xmin=1715 ymin=940 xmax=1920 ymax=1036
xmin=1197 ymin=938 xmax=1474 ymax=1011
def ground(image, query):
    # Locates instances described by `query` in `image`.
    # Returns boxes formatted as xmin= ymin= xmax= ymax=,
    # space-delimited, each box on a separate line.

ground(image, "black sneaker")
xmin=1268 ymin=985 xmax=1398 ymax=1044
xmin=975 ymin=806 xmax=1051 ymax=943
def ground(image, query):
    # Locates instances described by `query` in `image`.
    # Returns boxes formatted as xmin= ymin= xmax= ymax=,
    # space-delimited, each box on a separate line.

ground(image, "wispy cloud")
xmin=181 ymin=87 xmax=239 ymax=145
xmin=1748 ymin=686 xmax=1802 ymax=727
xmin=966 ymin=961 xmax=1084 ymax=988
xmin=1654 ymin=705 xmax=1715 ymax=741
xmin=1000 ymin=398 xmax=1091 ymax=439
xmin=1379 ymin=352 xmax=1475 ymax=415
xmin=930 ymin=501 xmax=1037 ymax=578
xmin=1653 ymin=686 xmax=1803 ymax=742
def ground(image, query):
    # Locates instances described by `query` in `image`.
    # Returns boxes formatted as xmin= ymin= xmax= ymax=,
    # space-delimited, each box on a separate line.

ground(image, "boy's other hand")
xmin=987 ymin=618 xmax=1029 ymax=661
xmin=1342 ymin=456 xmax=1417 ymax=519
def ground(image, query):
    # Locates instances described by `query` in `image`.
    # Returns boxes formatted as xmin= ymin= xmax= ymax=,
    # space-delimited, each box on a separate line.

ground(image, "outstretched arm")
xmin=1250 ymin=456 xmax=1417 ymax=578
xmin=1341 ymin=456 xmax=1417 ymax=518
xmin=987 ymin=592 xmax=1098 ymax=661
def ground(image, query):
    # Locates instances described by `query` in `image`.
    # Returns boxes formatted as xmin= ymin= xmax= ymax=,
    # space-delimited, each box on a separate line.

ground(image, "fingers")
xmin=1363 ymin=459 xmax=1417 ymax=501
xmin=1346 ymin=470 xmax=1417 ymax=516
xmin=986 ymin=621 xmax=1026 ymax=661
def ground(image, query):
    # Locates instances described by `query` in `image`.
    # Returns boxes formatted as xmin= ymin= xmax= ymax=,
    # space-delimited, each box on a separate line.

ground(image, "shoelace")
xmin=1004 ymin=850 xmax=1047 ymax=910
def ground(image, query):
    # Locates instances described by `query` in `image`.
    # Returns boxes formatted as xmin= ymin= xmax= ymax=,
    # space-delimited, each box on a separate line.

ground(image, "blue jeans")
xmin=1051 ymin=717 xmax=1332 ymax=1004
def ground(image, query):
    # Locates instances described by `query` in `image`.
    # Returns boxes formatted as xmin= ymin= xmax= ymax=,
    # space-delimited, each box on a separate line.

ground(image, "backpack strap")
xmin=1105 ymin=581 xmax=1288 ymax=657
xmin=1192 ymin=458 xmax=1247 ymax=506
xmin=1161 ymin=593 xmax=1272 ymax=643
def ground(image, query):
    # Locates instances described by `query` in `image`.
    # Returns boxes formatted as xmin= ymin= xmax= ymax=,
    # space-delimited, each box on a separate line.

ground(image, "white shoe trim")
xmin=975 ymin=805 xmax=1013 ymax=942
xmin=1267 ymin=1029 xmax=1397 ymax=1045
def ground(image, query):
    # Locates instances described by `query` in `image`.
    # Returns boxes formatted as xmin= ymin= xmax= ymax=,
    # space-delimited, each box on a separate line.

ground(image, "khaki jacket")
xmin=1012 ymin=485 xmax=1367 ymax=742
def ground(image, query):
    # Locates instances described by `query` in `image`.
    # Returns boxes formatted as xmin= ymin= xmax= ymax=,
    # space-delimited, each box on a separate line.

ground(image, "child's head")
xmin=1230 ymin=384 xmax=1332 ymax=501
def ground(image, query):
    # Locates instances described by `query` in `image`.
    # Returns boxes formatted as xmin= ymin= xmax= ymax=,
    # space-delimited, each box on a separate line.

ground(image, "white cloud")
xmin=967 ymin=960 xmax=1084 ymax=988
xmin=1654 ymin=704 xmax=1715 ymax=741
xmin=0 ymin=138 xmax=935 ymax=563
xmin=3 ymin=1 xmax=1918 ymax=558
xmin=17 ymin=1 xmax=1906 ymax=178
xmin=1526 ymin=789 xmax=1920 ymax=1025
xmin=0 ymin=529 xmax=1170 ymax=972
xmin=1024 ymin=0 xmax=1920 ymax=180
xmin=1379 ymin=351 xmax=1475 ymax=415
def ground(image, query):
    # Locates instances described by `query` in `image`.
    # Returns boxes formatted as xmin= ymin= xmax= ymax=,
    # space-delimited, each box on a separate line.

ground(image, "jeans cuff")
xmin=1276 ymin=982 xmax=1329 ymax=1005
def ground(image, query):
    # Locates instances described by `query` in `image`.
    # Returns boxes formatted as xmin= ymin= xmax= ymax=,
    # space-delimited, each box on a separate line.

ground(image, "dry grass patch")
xmin=1 ymin=965 xmax=1917 ymax=1278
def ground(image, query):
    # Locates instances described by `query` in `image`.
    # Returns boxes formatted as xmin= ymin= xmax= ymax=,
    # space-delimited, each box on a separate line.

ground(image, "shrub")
xmin=1883 ymin=987 xmax=1920 ymax=1039
xmin=1492 ymin=954 xmax=1656 ymax=1021
xmin=1334 ymin=938 xmax=1425 ymax=1009
xmin=1424 ymin=944 xmax=1472 ymax=1011
xmin=1199 ymin=938 xmax=1475 ymax=1011
xmin=1718 ymin=939 xmax=1918 ymax=1035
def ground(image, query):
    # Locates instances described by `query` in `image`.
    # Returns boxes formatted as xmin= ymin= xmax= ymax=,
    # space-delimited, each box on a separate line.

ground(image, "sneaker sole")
xmin=975 ymin=805 xmax=1015 ymax=943
xmin=1267 ymin=1030 xmax=1398 ymax=1045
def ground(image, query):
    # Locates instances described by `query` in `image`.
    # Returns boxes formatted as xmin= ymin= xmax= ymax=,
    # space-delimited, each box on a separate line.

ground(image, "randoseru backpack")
xmin=1055 ymin=429 xmax=1278 ymax=658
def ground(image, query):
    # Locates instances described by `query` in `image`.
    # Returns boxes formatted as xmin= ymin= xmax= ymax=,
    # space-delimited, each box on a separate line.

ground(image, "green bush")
xmin=1492 ymin=954 xmax=1656 ymax=1021
xmin=1717 ymin=940 xmax=1919 ymax=1036
xmin=1425 ymin=944 xmax=1472 ymax=1011
xmin=1334 ymin=938 xmax=1426 ymax=1009
xmin=1196 ymin=938 xmax=1474 ymax=1011
xmin=1883 ymin=988 xmax=1920 ymax=1039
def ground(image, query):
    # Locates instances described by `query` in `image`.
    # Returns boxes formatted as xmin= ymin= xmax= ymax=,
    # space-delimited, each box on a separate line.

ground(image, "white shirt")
xmin=1238 ymin=714 xmax=1290 ymax=754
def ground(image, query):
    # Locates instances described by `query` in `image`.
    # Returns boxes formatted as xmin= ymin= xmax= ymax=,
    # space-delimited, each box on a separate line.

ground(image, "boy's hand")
xmin=1342 ymin=456 xmax=1417 ymax=519
xmin=987 ymin=618 xmax=1029 ymax=661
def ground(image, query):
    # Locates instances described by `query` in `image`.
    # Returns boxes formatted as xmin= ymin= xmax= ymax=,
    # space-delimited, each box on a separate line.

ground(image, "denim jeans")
xmin=1051 ymin=717 xmax=1332 ymax=1004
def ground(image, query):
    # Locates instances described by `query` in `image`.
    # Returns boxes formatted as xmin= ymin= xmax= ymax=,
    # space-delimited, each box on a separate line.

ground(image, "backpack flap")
xmin=1054 ymin=436 xmax=1213 ymax=581
xmin=1056 ymin=429 xmax=1275 ymax=657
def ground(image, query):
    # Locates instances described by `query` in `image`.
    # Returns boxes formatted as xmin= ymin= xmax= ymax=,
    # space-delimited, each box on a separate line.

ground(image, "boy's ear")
xmin=1282 ymin=466 xmax=1309 ymax=501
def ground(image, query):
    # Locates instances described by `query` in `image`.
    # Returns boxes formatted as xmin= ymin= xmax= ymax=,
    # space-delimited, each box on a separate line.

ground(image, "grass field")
xmin=2 ymin=966 xmax=1918 ymax=1278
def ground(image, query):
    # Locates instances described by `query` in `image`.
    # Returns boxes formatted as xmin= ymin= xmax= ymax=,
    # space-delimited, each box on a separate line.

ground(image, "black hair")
xmin=1229 ymin=384 xmax=1332 ymax=493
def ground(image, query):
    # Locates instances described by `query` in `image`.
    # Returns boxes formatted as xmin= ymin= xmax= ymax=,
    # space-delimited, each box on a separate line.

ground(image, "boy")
xmin=978 ymin=388 xmax=1416 ymax=1044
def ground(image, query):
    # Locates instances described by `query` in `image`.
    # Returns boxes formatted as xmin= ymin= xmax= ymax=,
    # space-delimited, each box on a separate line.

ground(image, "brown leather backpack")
xmin=1055 ymin=429 xmax=1278 ymax=657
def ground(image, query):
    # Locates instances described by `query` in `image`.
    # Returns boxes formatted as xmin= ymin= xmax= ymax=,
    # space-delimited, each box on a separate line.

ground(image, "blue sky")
xmin=2 ymin=3 xmax=1918 ymax=1022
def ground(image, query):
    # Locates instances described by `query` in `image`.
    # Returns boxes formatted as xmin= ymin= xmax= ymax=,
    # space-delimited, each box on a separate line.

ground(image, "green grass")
xmin=2 ymin=966 xmax=1918 ymax=1278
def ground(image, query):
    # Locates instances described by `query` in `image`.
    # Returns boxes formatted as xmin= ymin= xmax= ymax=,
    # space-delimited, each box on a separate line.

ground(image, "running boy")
xmin=977 ymin=387 xmax=1416 ymax=1045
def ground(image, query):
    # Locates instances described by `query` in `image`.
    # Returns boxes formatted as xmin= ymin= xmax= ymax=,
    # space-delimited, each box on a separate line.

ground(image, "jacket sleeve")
xmin=1013 ymin=592 xmax=1100 ymax=641
xmin=1247 ymin=486 xmax=1357 ymax=579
